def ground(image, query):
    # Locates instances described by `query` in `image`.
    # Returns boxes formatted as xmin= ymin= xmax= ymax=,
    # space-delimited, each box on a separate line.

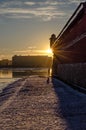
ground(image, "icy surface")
xmin=0 ymin=76 xmax=86 ymax=130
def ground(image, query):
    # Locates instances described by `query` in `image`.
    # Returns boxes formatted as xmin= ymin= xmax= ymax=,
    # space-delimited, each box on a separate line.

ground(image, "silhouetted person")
xmin=49 ymin=34 xmax=56 ymax=48
xmin=47 ymin=34 xmax=57 ymax=84
xmin=46 ymin=66 xmax=51 ymax=84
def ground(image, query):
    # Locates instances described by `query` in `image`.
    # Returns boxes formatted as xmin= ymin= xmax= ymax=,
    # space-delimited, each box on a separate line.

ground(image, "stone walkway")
xmin=0 ymin=76 xmax=86 ymax=130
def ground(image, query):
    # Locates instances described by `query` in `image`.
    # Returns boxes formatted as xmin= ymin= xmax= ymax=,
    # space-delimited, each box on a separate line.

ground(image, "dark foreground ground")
xmin=0 ymin=76 xmax=86 ymax=130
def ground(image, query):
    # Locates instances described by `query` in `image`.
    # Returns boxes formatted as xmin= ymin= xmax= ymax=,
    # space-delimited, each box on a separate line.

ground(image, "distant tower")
xmin=49 ymin=34 xmax=56 ymax=48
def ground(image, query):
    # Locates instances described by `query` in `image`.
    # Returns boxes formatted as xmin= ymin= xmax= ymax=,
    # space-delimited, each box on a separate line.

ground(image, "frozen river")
xmin=0 ymin=68 xmax=49 ymax=92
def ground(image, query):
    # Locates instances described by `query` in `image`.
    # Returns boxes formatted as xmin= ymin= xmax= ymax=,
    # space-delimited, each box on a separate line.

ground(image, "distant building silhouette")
xmin=12 ymin=55 xmax=52 ymax=68
xmin=0 ymin=59 xmax=12 ymax=67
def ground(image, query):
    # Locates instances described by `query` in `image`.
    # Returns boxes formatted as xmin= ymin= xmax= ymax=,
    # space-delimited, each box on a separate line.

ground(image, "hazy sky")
xmin=0 ymin=0 xmax=85 ymax=59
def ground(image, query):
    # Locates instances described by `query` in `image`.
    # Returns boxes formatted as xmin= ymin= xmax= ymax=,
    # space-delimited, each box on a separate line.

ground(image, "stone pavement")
xmin=0 ymin=76 xmax=86 ymax=130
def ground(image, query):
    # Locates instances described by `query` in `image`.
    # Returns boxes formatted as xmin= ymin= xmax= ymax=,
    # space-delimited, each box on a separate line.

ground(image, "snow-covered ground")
xmin=0 ymin=78 xmax=19 ymax=93
xmin=0 ymin=76 xmax=86 ymax=130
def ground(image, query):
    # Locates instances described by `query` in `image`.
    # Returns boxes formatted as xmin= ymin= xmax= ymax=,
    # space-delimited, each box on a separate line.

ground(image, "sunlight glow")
xmin=45 ymin=48 xmax=53 ymax=57
xmin=46 ymin=49 xmax=52 ymax=54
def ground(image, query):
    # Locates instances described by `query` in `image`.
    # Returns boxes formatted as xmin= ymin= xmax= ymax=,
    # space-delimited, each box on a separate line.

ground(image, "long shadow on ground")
xmin=52 ymin=78 xmax=86 ymax=130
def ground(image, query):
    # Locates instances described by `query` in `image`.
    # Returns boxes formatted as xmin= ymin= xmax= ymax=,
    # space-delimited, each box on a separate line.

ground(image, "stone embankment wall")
xmin=53 ymin=63 xmax=86 ymax=88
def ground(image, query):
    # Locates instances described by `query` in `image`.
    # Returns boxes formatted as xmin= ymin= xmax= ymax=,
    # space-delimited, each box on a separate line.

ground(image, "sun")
xmin=46 ymin=49 xmax=52 ymax=53
xmin=46 ymin=49 xmax=53 ymax=56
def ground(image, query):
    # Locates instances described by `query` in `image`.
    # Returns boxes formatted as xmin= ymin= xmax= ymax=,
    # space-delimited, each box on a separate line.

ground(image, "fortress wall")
xmin=52 ymin=63 xmax=86 ymax=88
